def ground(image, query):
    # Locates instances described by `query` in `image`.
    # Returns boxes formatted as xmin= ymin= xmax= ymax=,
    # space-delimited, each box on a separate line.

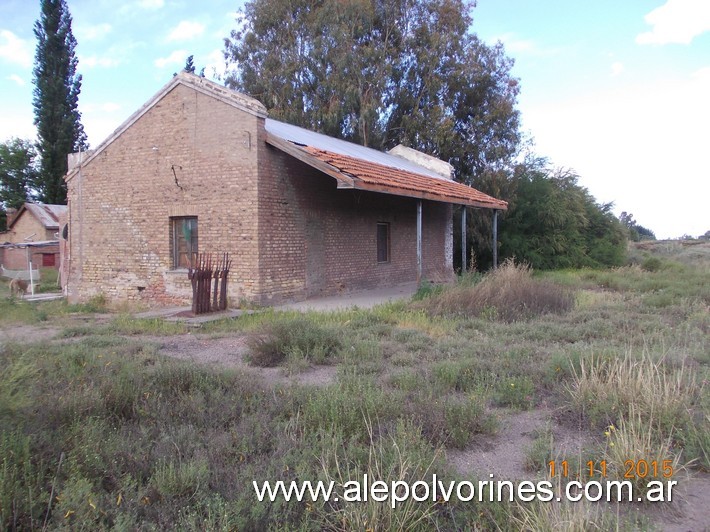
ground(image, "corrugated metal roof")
xmin=265 ymin=119 xmax=508 ymax=210
xmin=19 ymin=204 xmax=66 ymax=229
xmin=265 ymin=119 xmax=448 ymax=181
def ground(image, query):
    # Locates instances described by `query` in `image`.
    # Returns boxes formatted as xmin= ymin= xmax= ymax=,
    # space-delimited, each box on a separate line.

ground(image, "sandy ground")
xmin=0 ymin=323 xmax=62 ymax=345
xmin=274 ymin=281 xmax=419 ymax=311
xmin=149 ymin=333 xmax=338 ymax=388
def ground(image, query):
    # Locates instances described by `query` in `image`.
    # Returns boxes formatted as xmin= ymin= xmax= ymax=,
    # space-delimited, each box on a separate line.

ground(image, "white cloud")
xmin=203 ymin=49 xmax=228 ymax=80
xmin=636 ymin=0 xmax=710 ymax=45
xmin=102 ymin=102 xmax=121 ymax=113
xmin=0 ymin=104 xmax=35 ymax=142
xmin=693 ymin=65 xmax=710 ymax=80
xmin=77 ymin=23 xmax=112 ymax=41
xmin=154 ymin=50 xmax=188 ymax=68
xmin=167 ymin=21 xmax=206 ymax=42
xmin=7 ymin=74 xmax=25 ymax=86
xmin=138 ymin=0 xmax=164 ymax=9
xmin=611 ymin=61 xmax=624 ymax=76
xmin=522 ymin=70 xmax=710 ymax=238
xmin=80 ymin=54 xmax=121 ymax=68
xmin=494 ymin=32 xmax=561 ymax=57
xmin=0 ymin=30 xmax=33 ymax=68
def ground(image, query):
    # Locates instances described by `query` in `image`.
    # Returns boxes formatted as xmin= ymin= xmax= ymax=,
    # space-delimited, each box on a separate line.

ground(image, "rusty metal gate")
xmin=187 ymin=253 xmax=232 ymax=314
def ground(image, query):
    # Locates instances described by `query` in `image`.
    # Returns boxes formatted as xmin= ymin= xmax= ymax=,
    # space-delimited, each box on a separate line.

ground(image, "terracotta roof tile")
xmin=304 ymin=147 xmax=508 ymax=209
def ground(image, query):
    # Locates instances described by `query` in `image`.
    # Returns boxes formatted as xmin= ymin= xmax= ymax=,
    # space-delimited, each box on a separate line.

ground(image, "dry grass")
xmin=315 ymin=419 xmax=442 ymax=531
xmin=417 ymin=260 xmax=575 ymax=322
xmin=511 ymin=497 xmax=617 ymax=531
xmin=602 ymin=406 xmax=688 ymax=498
xmin=567 ymin=350 xmax=697 ymax=434
xmin=1 ymin=240 xmax=707 ymax=530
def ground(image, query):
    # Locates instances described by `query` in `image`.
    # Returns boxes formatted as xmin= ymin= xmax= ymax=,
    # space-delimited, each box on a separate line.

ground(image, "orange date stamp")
xmin=548 ymin=460 xmax=674 ymax=479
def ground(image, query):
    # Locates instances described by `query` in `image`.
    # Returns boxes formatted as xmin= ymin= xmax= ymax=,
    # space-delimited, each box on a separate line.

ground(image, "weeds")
xmin=0 ymin=241 xmax=707 ymax=530
xmin=567 ymin=350 xmax=696 ymax=438
xmin=0 ymin=432 xmax=46 ymax=529
xmin=316 ymin=418 xmax=443 ymax=531
xmin=247 ymin=316 xmax=341 ymax=367
xmin=511 ymin=497 xmax=618 ymax=531
xmin=602 ymin=407 xmax=687 ymax=499
xmin=417 ymin=260 xmax=575 ymax=322
xmin=0 ymin=346 xmax=38 ymax=415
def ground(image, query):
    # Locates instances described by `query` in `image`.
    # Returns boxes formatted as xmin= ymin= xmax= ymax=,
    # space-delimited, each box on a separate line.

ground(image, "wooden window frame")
xmin=170 ymin=216 xmax=198 ymax=269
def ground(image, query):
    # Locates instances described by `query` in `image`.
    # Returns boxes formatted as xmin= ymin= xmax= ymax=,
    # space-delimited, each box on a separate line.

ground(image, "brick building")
xmin=1 ymin=203 xmax=65 ymax=270
xmin=64 ymin=73 xmax=506 ymax=307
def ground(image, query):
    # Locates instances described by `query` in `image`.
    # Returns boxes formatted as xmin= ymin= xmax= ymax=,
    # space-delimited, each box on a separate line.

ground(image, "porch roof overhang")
xmin=264 ymin=121 xmax=508 ymax=210
xmin=0 ymin=240 xmax=59 ymax=249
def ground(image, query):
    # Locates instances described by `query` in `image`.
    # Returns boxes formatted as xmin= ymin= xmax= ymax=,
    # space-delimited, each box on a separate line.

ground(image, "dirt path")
xmin=448 ymin=406 xmax=589 ymax=481
xmin=0 ymin=323 xmax=62 ymax=346
xmin=448 ymin=407 xmax=710 ymax=530
xmin=649 ymin=473 xmax=710 ymax=532
xmin=147 ymin=333 xmax=338 ymax=388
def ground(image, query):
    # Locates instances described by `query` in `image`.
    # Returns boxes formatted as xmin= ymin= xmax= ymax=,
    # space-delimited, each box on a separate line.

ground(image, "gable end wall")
xmin=66 ymin=83 xmax=261 ymax=305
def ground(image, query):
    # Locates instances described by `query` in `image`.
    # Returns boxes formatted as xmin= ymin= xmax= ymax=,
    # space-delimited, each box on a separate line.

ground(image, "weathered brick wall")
xmin=65 ymin=77 xmax=454 ymax=308
xmin=256 ymin=144 xmax=454 ymax=304
xmin=65 ymin=82 xmax=262 ymax=306
xmin=2 ymin=213 xmax=59 ymax=270
xmin=1 ymin=246 xmax=59 ymax=270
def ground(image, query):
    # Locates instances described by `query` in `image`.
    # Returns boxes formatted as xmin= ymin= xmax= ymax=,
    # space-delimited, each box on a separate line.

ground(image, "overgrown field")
xmin=1 ymin=241 xmax=708 ymax=530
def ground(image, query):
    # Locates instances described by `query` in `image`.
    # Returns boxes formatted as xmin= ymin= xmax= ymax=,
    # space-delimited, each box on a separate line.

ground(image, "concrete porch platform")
xmin=133 ymin=282 xmax=419 ymax=324
xmin=23 ymin=292 xmax=65 ymax=302
xmin=274 ymin=282 xmax=418 ymax=312
xmin=134 ymin=307 xmax=253 ymax=325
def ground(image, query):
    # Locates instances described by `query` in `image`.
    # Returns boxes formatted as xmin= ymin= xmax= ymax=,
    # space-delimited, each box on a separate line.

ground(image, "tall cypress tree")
xmin=32 ymin=0 xmax=87 ymax=205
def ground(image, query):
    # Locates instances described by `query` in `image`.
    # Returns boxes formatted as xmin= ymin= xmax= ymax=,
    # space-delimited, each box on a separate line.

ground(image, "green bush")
xmin=641 ymin=256 xmax=663 ymax=272
xmin=247 ymin=317 xmax=342 ymax=367
xmin=411 ymin=280 xmax=444 ymax=301
xmin=493 ymin=375 xmax=535 ymax=410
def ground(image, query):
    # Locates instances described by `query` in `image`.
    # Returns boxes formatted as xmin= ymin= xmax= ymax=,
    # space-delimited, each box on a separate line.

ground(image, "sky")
xmin=1 ymin=0 xmax=708 ymax=239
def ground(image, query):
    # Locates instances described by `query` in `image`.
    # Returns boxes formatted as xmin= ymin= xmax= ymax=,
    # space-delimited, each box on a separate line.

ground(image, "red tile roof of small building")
xmin=304 ymin=147 xmax=508 ymax=209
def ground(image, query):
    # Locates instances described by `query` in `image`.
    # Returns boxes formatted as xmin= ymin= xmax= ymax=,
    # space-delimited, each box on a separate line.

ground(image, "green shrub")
xmin=408 ymin=393 xmax=495 ymax=448
xmin=300 ymin=378 xmax=394 ymax=441
xmin=411 ymin=280 xmax=444 ymax=301
xmin=150 ymin=458 xmax=209 ymax=498
xmin=641 ymin=256 xmax=663 ymax=272
xmin=247 ymin=317 xmax=341 ymax=367
xmin=493 ymin=375 xmax=535 ymax=410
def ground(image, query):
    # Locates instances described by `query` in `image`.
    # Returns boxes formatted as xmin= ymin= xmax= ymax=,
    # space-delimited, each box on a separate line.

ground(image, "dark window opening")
xmin=42 ymin=253 xmax=56 ymax=267
xmin=171 ymin=217 xmax=198 ymax=269
xmin=377 ymin=222 xmax=390 ymax=263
